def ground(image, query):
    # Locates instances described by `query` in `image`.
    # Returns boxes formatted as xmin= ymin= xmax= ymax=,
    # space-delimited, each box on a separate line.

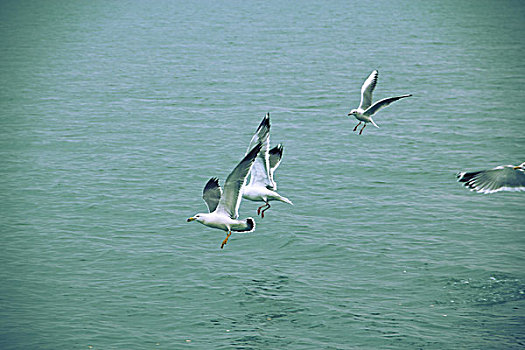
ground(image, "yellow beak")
xmin=187 ymin=217 xmax=196 ymax=222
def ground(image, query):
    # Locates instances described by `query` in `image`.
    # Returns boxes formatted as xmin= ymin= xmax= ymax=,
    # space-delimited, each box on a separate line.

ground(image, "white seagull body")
xmin=457 ymin=162 xmax=525 ymax=194
xmin=348 ymin=70 xmax=412 ymax=134
xmin=187 ymin=143 xmax=262 ymax=249
xmin=242 ymin=113 xmax=293 ymax=218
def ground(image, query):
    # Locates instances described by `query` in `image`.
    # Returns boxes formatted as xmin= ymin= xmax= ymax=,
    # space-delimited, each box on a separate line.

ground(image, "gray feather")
xmin=363 ymin=94 xmax=412 ymax=117
xmin=202 ymin=177 xmax=222 ymax=212
xmin=218 ymin=142 xmax=263 ymax=218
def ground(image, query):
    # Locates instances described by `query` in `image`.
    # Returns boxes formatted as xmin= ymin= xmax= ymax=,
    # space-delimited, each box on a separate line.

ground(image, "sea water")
xmin=1 ymin=0 xmax=524 ymax=348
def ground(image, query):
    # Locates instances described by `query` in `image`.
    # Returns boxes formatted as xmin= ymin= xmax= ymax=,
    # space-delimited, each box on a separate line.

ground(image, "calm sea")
xmin=1 ymin=0 xmax=524 ymax=349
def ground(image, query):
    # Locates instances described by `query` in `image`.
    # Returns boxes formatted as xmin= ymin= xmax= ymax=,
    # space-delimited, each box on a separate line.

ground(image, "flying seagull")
xmin=242 ymin=113 xmax=292 ymax=218
xmin=457 ymin=162 xmax=525 ymax=194
xmin=187 ymin=142 xmax=262 ymax=249
xmin=347 ymin=70 xmax=412 ymax=134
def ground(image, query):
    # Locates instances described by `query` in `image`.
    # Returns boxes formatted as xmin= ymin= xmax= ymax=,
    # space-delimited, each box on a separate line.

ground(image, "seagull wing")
xmin=358 ymin=70 xmax=378 ymax=111
xmin=202 ymin=177 xmax=222 ymax=212
xmin=267 ymin=144 xmax=283 ymax=190
xmin=217 ymin=143 xmax=262 ymax=218
xmin=246 ymin=113 xmax=270 ymax=154
xmin=363 ymin=94 xmax=412 ymax=117
xmin=247 ymin=113 xmax=272 ymax=188
xmin=457 ymin=165 xmax=525 ymax=193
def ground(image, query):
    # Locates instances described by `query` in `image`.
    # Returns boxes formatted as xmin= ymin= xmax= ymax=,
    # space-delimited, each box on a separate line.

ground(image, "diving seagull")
xmin=242 ymin=113 xmax=293 ymax=218
xmin=187 ymin=142 xmax=262 ymax=249
xmin=347 ymin=70 xmax=412 ymax=134
xmin=457 ymin=162 xmax=525 ymax=194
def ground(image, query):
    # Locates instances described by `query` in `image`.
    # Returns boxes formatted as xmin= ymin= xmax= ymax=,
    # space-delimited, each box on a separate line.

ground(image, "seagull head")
xmin=187 ymin=213 xmax=204 ymax=223
xmin=514 ymin=162 xmax=525 ymax=170
xmin=348 ymin=109 xmax=358 ymax=116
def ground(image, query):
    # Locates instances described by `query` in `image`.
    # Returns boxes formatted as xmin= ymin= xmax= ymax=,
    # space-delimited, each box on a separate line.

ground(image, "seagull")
xmin=347 ymin=70 xmax=412 ymax=134
xmin=457 ymin=162 xmax=525 ymax=194
xmin=242 ymin=113 xmax=292 ymax=218
xmin=187 ymin=142 xmax=262 ymax=249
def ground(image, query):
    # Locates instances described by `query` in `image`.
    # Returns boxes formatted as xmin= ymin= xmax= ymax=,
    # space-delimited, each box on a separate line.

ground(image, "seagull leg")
xmin=261 ymin=202 xmax=271 ymax=219
xmin=353 ymin=121 xmax=361 ymax=131
xmin=257 ymin=204 xmax=266 ymax=215
xmin=359 ymin=123 xmax=366 ymax=135
xmin=221 ymin=230 xmax=232 ymax=249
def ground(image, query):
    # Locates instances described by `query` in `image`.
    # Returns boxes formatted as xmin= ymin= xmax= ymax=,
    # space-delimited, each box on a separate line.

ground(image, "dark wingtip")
xmin=204 ymin=177 xmax=220 ymax=192
xmin=256 ymin=113 xmax=271 ymax=132
xmin=457 ymin=171 xmax=481 ymax=183
xmin=269 ymin=144 xmax=283 ymax=157
xmin=247 ymin=142 xmax=263 ymax=159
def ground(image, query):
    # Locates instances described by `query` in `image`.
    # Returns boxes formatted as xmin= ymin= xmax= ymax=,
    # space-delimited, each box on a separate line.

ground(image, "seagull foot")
xmin=221 ymin=232 xmax=232 ymax=249
xmin=261 ymin=203 xmax=271 ymax=219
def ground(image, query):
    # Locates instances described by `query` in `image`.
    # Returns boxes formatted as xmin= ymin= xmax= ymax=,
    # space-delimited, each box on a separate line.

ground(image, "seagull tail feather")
xmin=369 ymin=118 xmax=379 ymax=128
xmin=277 ymin=195 xmax=293 ymax=205
xmin=232 ymin=217 xmax=256 ymax=233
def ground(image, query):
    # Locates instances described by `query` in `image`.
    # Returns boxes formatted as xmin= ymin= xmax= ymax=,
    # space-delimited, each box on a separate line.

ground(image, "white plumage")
xmin=187 ymin=143 xmax=262 ymax=249
xmin=457 ymin=162 xmax=525 ymax=194
xmin=242 ymin=113 xmax=293 ymax=218
xmin=348 ymin=70 xmax=411 ymax=134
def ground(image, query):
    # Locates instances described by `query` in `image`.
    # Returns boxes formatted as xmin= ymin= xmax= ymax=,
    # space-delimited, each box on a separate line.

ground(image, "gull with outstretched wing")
xmin=457 ymin=162 xmax=525 ymax=194
xmin=187 ymin=143 xmax=262 ymax=249
xmin=347 ymin=70 xmax=411 ymax=134
xmin=242 ymin=113 xmax=292 ymax=218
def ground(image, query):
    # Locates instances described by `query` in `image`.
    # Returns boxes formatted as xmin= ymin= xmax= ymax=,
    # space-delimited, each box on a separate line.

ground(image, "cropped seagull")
xmin=187 ymin=142 xmax=262 ymax=249
xmin=457 ymin=162 xmax=525 ymax=194
xmin=242 ymin=113 xmax=292 ymax=218
xmin=347 ymin=70 xmax=412 ymax=134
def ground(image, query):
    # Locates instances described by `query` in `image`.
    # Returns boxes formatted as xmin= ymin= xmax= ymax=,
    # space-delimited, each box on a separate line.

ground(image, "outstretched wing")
xmin=457 ymin=165 xmax=525 ymax=194
xmin=202 ymin=177 xmax=222 ymax=212
xmin=358 ymin=70 xmax=378 ymax=111
xmin=246 ymin=113 xmax=270 ymax=153
xmin=218 ymin=143 xmax=263 ymax=218
xmin=363 ymin=94 xmax=411 ymax=117
xmin=267 ymin=144 xmax=283 ymax=190
xmin=247 ymin=113 xmax=272 ymax=188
